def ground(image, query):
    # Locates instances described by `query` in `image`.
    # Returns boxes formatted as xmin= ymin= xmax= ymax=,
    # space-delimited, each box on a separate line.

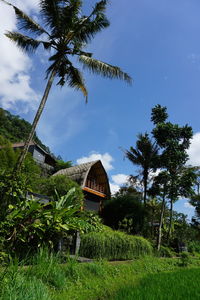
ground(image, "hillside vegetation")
xmin=0 ymin=108 xmax=50 ymax=153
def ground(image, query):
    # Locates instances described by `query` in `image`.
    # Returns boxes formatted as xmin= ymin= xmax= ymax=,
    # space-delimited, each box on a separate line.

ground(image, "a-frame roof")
xmin=53 ymin=160 xmax=110 ymax=197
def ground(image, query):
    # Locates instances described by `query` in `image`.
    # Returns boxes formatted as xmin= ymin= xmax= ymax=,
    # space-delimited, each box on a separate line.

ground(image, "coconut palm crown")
xmin=1 ymin=0 xmax=132 ymax=172
xmin=125 ymin=133 xmax=159 ymax=205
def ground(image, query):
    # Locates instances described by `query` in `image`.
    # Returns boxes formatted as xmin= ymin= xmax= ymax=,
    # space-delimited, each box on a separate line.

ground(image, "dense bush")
xmin=102 ymin=193 xmax=145 ymax=234
xmin=188 ymin=241 xmax=200 ymax=254
xmin=157 ymin=246 xmax=174 ymax=258
xmin=0 ymin=136 xmax=42 ymax=191
xmin=179 ymin=252 xmax=191 ymax=267
xmin=79 ymin=231 xmax=152 ymax=260
xmin=38 ymin=175 xmax=84 ymax=205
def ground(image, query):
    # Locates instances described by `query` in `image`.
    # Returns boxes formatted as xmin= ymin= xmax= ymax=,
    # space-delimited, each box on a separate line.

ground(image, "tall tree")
xmin=151 ymin=105 xmax=195 ymax=243
xmin=190 ymin=167 xmax=200 ymax=226
xmin=1 ymin=0 xmax=131 ymax=173
xmin=149 ymin=171 xmax=169 ymax=250
xmin=124 ymin=133 xmax=159 ymax=205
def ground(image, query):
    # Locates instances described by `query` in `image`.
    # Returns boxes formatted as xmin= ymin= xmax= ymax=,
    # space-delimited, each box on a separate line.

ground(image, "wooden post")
xmin=75 ymin=231 xmax=81 ymax=256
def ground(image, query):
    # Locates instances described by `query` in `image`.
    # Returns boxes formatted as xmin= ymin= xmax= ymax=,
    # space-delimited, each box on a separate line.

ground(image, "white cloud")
xmin=77 ymin=152 xmax=114 ymax=171
xmin=0 ymin=0 xmax=40 ymax=112
xmin=188 ymin=53 xmax=200 ymax=64
xmin=111 ymin=174 xmax=129 ymax=185
xmin=109 ymin=173 xmax=129 ymax=195
xmin=187 ymin=132 xmax=200 ymax=166
xmin=184 ymin=202 xmax=193 ymax=209
xmin=109 ymin=183 xmax=120 ymax=194
xmin=14 ymin=0 xmax=39 ymax=12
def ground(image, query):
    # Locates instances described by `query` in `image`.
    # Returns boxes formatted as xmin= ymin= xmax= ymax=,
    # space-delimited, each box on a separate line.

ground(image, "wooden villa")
xmin=11 ymin=141 xmax=56 ymax=171
xmin=53 ymin=160 xmax=111 ymax=212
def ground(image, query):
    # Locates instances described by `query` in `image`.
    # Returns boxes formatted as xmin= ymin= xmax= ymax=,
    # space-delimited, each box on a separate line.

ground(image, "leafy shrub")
xmin=188 ymin=241 xmax=200 ymax=254
xmin=180 ymin=252 xmax=191 ymax=267
xmin=79 ymin=231 xmax=152 ymax=260
xmin=0 ymin=188 xmax=99 ymax=258
xmin=157 ymin=246 xmax=174 ymax=258
xmin=102 ymin=194 xmax=145 ymax=234
xmin=38 ymin=175 xmax=84 ymax=205
xmin=0 ymin=251 xmax=9 ymax=265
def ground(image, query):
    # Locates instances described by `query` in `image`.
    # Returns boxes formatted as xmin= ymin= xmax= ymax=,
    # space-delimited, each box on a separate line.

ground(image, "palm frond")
xmin=40 ymin=0 xmax=61 ymax=30
xmin=0 ymin=0 xmax=11 ymax=6
xmin=13 ymin=6 xmax=48 ymax=36
xmin=91 ymin=1 xmax=108 ymax=16
xmin=125 ymin=148 xmax=144 ymax=166
xmin=47 ymin=54 xmax=88 ymax=101
xmin=73 ymin=15 xmax=109 ymax=44
xmin=68 ymin=1 xmax=109 ymax=44
xmin=5 ymin=31 xmax=42 ymax=53
xmin=0 ymin=0 xmax=47 ymax=36
xmin=42 ymin=41 xmax=52 ymax=50
xmin=61 ymin=0 xmax=82 ymax=24
xmin=65 ymin=65 xmax=88 ymax=101
xmin=79 ymin=55 xmax=132 ymax=84
xmin=58 ymin=1 xmax=83 ymax=39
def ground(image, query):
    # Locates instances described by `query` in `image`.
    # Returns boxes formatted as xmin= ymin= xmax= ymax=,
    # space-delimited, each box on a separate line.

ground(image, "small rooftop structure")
xmin=53 ymin=160 xmax=111 ymax=212
xmin=12 ymin=141 xmax=56 ymax=170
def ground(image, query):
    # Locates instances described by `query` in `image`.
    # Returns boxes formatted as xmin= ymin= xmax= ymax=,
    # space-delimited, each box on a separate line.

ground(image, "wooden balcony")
xmin=85 ymin=178 xmax=105 ymax=193
xmin=83 ymin=186 xmax=106 ymax=198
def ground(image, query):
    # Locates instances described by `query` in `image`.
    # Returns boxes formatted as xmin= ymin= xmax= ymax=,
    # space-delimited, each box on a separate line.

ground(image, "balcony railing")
xmin=86 ymin=179 xmax=105 ymax=194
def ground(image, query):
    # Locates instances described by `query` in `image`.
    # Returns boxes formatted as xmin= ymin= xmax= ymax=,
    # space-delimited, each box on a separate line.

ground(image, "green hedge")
xmin=79 ymin=231 xmax=152 ymax=260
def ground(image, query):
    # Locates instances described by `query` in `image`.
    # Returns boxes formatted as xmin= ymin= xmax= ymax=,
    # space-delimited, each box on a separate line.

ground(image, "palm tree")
xmin=1 ymin=0 xmax=131 ymax=173
xmin=125 ymin=133 xmax=158 ymax=205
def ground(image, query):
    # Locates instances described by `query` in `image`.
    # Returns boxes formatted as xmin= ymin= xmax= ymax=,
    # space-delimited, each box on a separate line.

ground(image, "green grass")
xmin=53 ymin=256 xmax=200 ymax=300
xmin=111 ymin=268 xmax=200 ymax=300
xmin=0 ymin=266 xmax=50 ymax=300
xmin=1 ymin=251 xmax=200 ymax=300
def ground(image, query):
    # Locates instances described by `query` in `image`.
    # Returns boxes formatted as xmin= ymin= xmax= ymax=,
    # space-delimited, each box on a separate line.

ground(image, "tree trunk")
xmin=14 ymin=69 xmax=57 ymax=174
xmin=157 ymin=193 xmax=165 ymax=251
xmin=143 ymin=171 xmax=148 ymax=206
xmin=167 ymin=198 xmax=173 ymax=244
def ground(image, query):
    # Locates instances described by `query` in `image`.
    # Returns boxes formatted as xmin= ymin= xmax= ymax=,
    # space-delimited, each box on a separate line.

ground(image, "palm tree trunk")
xmin=14 ymin=69 xmax=57 ymax=174
xmin=157 ymin=193 xmax=165 ymax=251
xmin=167 ymin=198 xmax=173 ymax=244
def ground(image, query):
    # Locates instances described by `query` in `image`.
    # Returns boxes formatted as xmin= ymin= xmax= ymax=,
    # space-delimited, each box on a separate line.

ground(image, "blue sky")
xmin=1 ymin=0 xmax=200 ymax=219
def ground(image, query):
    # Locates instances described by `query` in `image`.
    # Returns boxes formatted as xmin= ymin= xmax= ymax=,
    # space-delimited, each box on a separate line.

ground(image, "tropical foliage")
xmin=102 ymin=187 xmax=145 ymax=234
xmin=0 ymin=108 xmax=50 ymax=153
xmin=37 ymin=174 xmax=84 ymax=205
xmin=124 ymin=133 xmax=159 ymax=205
xmin=1 ymin=0 xmax=131 ymax=172
xmin=123 ymin=105 xmax=197 ymax=250
xmin=0 ymin=188 xmax=102 ymax=258
xmin=0 ymin=136 xmax=42 ymax=190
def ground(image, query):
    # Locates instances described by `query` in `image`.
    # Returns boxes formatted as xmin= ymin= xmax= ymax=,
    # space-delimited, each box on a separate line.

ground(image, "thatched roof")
xmin=53 ymin=160 xmax=110 ymax=197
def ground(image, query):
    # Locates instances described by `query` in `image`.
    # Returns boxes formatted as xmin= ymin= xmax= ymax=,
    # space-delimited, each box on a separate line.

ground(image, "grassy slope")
xmin=111 ymin=268 xmax=200 ymax=300
xmin=1 ymin=256 xmax=200 ymax=300
xmin=55 ymin=257 xmax=200 ymax=300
